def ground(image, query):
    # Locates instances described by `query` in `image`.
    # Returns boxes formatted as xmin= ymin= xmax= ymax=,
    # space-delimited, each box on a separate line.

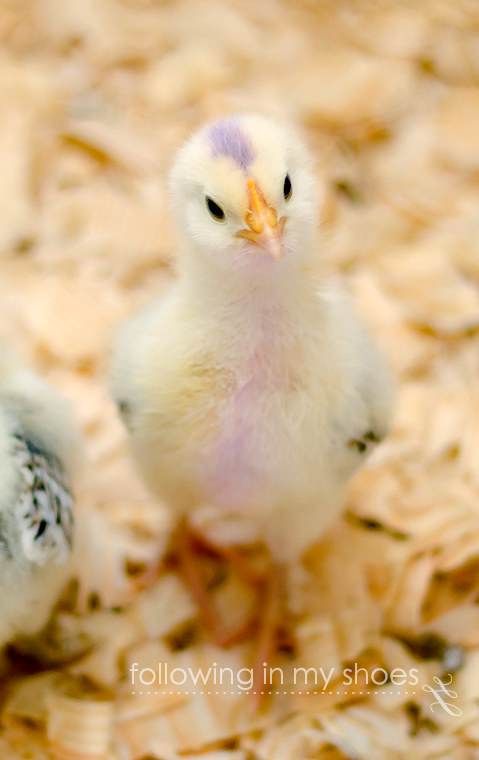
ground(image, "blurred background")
xmin=2 ymin=1 xmax=479 ymax=758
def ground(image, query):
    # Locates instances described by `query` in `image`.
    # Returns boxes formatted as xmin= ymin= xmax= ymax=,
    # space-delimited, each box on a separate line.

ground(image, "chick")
xmin=0 ymin=343 xmax=80 ymax=652
xmin=111 ymin=114 xmax=393 ymax=674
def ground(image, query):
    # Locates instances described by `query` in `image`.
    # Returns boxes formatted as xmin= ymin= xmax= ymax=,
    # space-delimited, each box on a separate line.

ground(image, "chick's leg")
xmin=177 ymin=526 xmax=294 ymax=708
xmin=175 ymin=517 xmax=259 ymax=647
xmin=142 ymin=514 xmax=295 ymax=691
xmin=250 ymin=564 xmax=295 ymax=709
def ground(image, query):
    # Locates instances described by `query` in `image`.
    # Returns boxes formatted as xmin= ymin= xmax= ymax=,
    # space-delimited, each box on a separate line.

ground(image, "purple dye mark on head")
xmin=208 ymin=118 xmax=254 ymax=171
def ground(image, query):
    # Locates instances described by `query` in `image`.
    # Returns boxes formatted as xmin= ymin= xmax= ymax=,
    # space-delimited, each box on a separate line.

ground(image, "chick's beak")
xmin=236 ymin=178 xmax=285 ymax=260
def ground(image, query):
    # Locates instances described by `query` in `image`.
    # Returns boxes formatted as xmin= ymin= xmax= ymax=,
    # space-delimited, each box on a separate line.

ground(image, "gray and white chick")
xmin=0 ymin=342 xmax=81 ymax=650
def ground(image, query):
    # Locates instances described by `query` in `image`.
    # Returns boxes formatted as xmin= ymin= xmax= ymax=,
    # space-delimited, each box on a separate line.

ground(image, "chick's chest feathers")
xmin=137 ymin=277 xmax=347 ymax=423
xmin=125 ymin=278 xmax=359 ymax=519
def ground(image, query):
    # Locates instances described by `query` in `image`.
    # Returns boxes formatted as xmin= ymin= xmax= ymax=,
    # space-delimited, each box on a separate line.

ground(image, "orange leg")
xmin=250 ymin=566 xmax=292 ymax=710
xmin=133 ymin=517 xmax=294 ymax=700
xmin=187 ymin=524 xmax=267 ymax=587
xmin=131 ymin=520 xmax=263 ymax=594
xmin=175 ymin=518 xmax=261 ymax=647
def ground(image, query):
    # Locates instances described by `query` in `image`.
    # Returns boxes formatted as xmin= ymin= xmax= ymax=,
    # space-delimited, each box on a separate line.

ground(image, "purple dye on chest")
xmin=208 ymin=118 xmax=254 ymax=170
xmin=205 ymin=376 xmax=262 ymax=509
xmin=204 ymin=345 xmax=277 ymax=509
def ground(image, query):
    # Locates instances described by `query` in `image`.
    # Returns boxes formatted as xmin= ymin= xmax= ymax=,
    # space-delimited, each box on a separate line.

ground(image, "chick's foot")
xmin=173 ymin=517 xmax=266 ymax=647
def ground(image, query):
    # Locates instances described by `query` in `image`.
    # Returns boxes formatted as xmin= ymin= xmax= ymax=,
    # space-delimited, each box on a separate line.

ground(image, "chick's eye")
xmin=283 ymin=174 xmax=292 ymax=201
xmin=206 ymin=197 xmax=226 ymax=222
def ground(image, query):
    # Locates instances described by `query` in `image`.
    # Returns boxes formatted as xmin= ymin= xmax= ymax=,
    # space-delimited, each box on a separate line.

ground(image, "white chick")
xmin=111 ymin=114 xmax=393 ymax=673
xmin=0 ymin=343 xmax=80 ymax=651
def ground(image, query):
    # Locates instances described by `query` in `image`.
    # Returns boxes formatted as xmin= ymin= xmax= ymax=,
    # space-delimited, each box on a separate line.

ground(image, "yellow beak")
xmin=235 ymin=178 xmax=285 ymax=260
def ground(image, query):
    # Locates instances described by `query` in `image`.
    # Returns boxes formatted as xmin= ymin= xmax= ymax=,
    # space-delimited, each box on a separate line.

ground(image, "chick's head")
xmin=169 ymin=114 xmax=320 ymax=274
